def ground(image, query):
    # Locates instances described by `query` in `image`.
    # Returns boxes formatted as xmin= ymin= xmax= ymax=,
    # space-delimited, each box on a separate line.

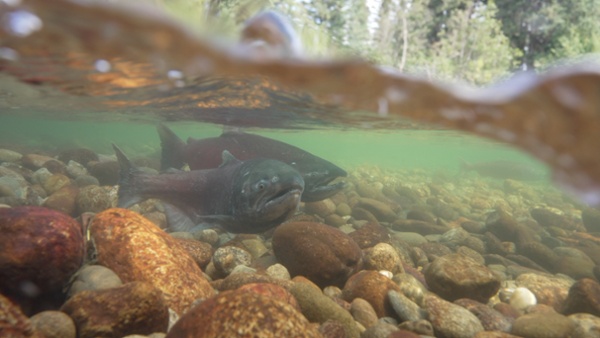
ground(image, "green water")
xmin=0 ymin=114 xmax=548 ymax=177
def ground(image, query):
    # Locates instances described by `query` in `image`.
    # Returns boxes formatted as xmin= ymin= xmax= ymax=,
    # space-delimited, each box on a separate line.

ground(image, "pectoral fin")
xmin=162 ymin=202 xmax=197 ymax=232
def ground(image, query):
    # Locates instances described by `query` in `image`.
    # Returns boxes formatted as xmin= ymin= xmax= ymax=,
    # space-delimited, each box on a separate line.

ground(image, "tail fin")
xmin=112 ymin=144 xmax=144 ymax=208
xmin=156 ymin=124 xmax=187 ymax=171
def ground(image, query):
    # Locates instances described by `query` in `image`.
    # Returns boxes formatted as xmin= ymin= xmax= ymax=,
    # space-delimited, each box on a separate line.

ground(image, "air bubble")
xmin=0 ymin=47 xmax=18 ymax=61
xmin=4 ymin=10 xmax=42 ymax=37
xmin=94 ymin=59 xmax=111 ymax=73
xmin=167 ymin=70 xmax=183 ymax=80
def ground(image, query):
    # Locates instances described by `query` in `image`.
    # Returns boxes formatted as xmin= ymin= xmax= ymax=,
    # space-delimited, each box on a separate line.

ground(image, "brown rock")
xmin=61 ymin=282 xmax=169 ymax=338
xmin=216 ymin=272 xmax=293 ymax=291
xmin=319 ymin=320 xmax=347 ymax=338
xmin=485 ymin=210 xmax=537 ymax=246
xmin=0 ymin=293 xmax=40 ymax=337
xmin=518 ymin=242 xmax=560 ymax=272
xmin=42 ymin=174 xmax=71 ymax=195
xmin=290 ymin=281 xmax=359 ymax=338
xmin=561 ymin=278 xmax=600 ymax=316
xmin=305 ymin=199 xmax=337 ymax=217
xmin=0 ymin=206 xmax=84 ymax=307
xmin=336 ymin=202 xmax=352 ymax=216
xmin=406 ymin=209 xmax=436 ymax=223
xmin=29 ymin=311 xmax=76 ymax=338
xmin=530 ymin=208 xmax=581 ymax=231
xmin=42 ymin=185 xmax=79 ymax=216
xmin=511 ymin=311 xmax=575 ymax=338
xmin=324 ymin=213 xmax=347 ymax=227
xmin=167 ymin=288 xmax=322 ymax=338
xmin=363 ymin=243 xmax=404 ymax=274
xmin=342 ymin=270 xmax=401 ymax=318
xmin=273 ymin=221 xmax=363 ymax=288
xmin=351 ymin=207 xmax=379 ymax=223
xmin=76 ymin=185 xmax=114 ymax=214
xmin=350 ymin=297 xmax=378 ymax=329
xmin=424 ymin=253 xmax=500 ymax=303
xmin=392 ymin=219 xmax=450 ymax=235
xmin=348 ymin=221 xmax=391 ymax=249
xmin=21 ymin=154 xmax=54 ymax=169
xmin=423 ymin=293 xmax=484 ymax=338
xmin=237 ymin=282 xmax=300 ymax=310
xmin=172 ymin=238 xmax=214 ymax=269
xmin=454 ymin=298 xmax=512 ymax=332
xmin=356 ymin=198 xmax=397 ymax=222
xmin=515 ymin=273 xmax=572 ymax=311
xmin=90 ymin=208 xmax=215 ymax=314
xmin=418 ymin=242 xmax=453 ymax=262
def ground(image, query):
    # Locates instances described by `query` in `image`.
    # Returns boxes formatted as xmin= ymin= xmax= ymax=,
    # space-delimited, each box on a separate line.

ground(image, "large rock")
xmin=0 ymin=206 xmax=84 ymax=306
xmin=561 ymin=278 xmax=600 ymax=316
xmin=511 ymin=311 xmax=575 ymax=338
xmin=290 ymin=281 xmax=359 ymax=338
xmin=342 ymin=270 xmax=402 ymax=318
xmin=424 ymin=293 xmax=484 ymax=338
xmin=167 ymin=288 xmax=322 ymax=338
xmin=90 ymin=208 xmax=214 ymax=314
xmin=61 ymin=282 xmax=169 ymax=338
xmin=272 ymin=221 xmax=363 ymax=288
xmin=0 ymin=293 xmax=40 ymax=337
xmin=424 ymin=253 xmax=500 ymax=303
xmin=515 ymin=273 xmax=573 ymax=311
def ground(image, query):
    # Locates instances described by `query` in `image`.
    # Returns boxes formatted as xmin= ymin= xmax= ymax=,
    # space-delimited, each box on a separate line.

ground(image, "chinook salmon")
xmin=113 ymin=144 xmax=304 ymax=233
xmin=157 ymin=124 xmax=346 ymax=202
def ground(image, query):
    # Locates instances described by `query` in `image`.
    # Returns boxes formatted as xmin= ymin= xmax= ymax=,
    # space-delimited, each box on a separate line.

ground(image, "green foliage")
xmin=154 ymin=0 xmax=599 ymax=85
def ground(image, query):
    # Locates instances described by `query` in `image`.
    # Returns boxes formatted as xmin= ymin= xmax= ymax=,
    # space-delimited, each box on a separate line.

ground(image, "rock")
xmin=454 ymin=298 xmax=512 ymax=332
xmin=518 ymin=242 xmax=560 ymax=272
xmin=42 ymin=185 xmax=79 ymax=216
xmin=388 ymin=290 xmax=424 ymax=322
xmin=363 ymin=243 xmax=404 ymax=274
xmin=57 ymin=148 xmax=99 ymax=167
xmin=361 ymin=322 xmax=398 ymax=338
xmin=423 ymin=293 xmax=484 ymax=338
xmin=356 ymin=198 xmax=397 ymax=222
xmin=553 ymin=247 xmax=597 ymax=279
xmin=515 ymin=273 xmax=573 ymax=312
xmin=21 ymin=154 xmax=54 ymax=170
xmin=237 ymin=282 xmax=300 ymax=309
xmin=67 ymin=264 xmax=122 ymax=297
xmin=212 ymin=246 xmax=253 ymax=276
xmin=172 ymin=238 xmax=213 ymax=270
xmin=342 ymin=270 xmax=401 ymax=318
xmin=0 ymin=206 xmax=84 ymax=308
xmin=561 ymin=278 xmax=600 ymax=316
xmin=266 ymin=263 xmax=291 ymax=280
xmin=418 ymin=242 xmax=453 ymax=262
xmin=42 ymin=160 xmax=67 ymax=175
xmin=397 ymin=320 xmax=435 ymax=336
xmin=485 ymin=210 xmax=537 ymax=247
xmin=74 ymin=174 xmax=100 ymax=187
xmin=41 ymin=174 xmax=71 ymax=195
xmin=406 ymin=209 xmax=436 ymax=223
xmin=65 ymin=160 xmax=88 ymax=179
xmin=530 ymin=208 xmax=580 ymax=231
xmin=305 ymin=199 xmax=337 ymax=217
xmin=88 ymin=160 xmax=120 ymax=186
xmin=424 ymin=253 xmax=501 ymax=303
xmin=318 ymin=320 xmax=347 ymax=338
xmin=474 ymin=332 xmax=522 ymax=338
xmin=215 ymin=272 xmax=292 ymax=291
xmin=29 ymin=311 xmax=76 ymax=338
xmin=568 ymin=313 xmax=600 ymax=338
xmin=350 ymin=297 xmax=378 ymax=329
xmin=0 ymin=293 xmax=39 ymax=337
xmin=75 ymin=185 xmax=114 ymax=214
xmin=352 ymin=207 xmax=379 ymax=223
xmin=511 ymin=311 xmax=575 ymax=338
xmin=509 ymin=287 xmax=537 ymax=312
xmin=582 ymin=207 xmax=600 ymax=233
xmin=336 ymin=202 xmax=352 ymax=216
xmin=391 ymin=219 xmax=450 ymax=235
xmin=167 ymin=287 xmax=322 ymax=338
xmin=0 ymin=148 xmax=23 ymax=163
xmin=90 ymin=208 xmax=215 ymax=314
xmin=61 ymin=282 xmax=169 ymax=338
xmin=272 ymin=221 xmax=363 ymax=288
xmin=348 ymin=221 xmax=391 ymax=249
xmin=324 ymin=213 xmax=347 ymax=226
xmin=289 ymin=281 xmax=359 ymax=338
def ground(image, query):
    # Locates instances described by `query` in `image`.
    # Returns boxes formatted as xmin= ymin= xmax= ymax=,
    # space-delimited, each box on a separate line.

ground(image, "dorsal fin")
xmin=219 ymin=150 xmax=241 ymax=168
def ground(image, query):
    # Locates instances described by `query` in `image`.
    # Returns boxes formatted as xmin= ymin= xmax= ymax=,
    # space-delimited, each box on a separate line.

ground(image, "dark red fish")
xmin=113 ymin=144 xmax=304 ymax=233
xmin=460 ymin=159 xmax=545 ymax=181
xmin=157 ymin=124 xmax=346 ymax=202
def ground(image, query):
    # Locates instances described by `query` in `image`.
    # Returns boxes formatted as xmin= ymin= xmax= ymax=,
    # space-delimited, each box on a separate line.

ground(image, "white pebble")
xmin=510 ymin=287 xmax=537 ymax=311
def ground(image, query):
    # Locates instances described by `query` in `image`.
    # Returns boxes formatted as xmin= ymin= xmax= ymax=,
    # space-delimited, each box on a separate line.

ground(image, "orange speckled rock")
xmin=0 ymin=293 xmax=41 ymax=338
xmin=342 ymin=270 xmax=402 ymax=318
xmin=90 ymin=208 xmax=215 ymax=314
xmin=166 ymin=288 xmax=323 ymax=338
xmin=237 ymin=283 xmax=300 ymax=310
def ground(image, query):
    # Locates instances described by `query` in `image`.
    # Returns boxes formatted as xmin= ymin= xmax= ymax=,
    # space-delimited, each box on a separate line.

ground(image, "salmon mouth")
xmin=264 ymin=187 xmax=303 ymax=208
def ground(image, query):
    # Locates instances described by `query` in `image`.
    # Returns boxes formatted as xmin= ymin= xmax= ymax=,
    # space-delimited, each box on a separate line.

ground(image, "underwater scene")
xmin=1 ymin=0 xmax=600 ymax=337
